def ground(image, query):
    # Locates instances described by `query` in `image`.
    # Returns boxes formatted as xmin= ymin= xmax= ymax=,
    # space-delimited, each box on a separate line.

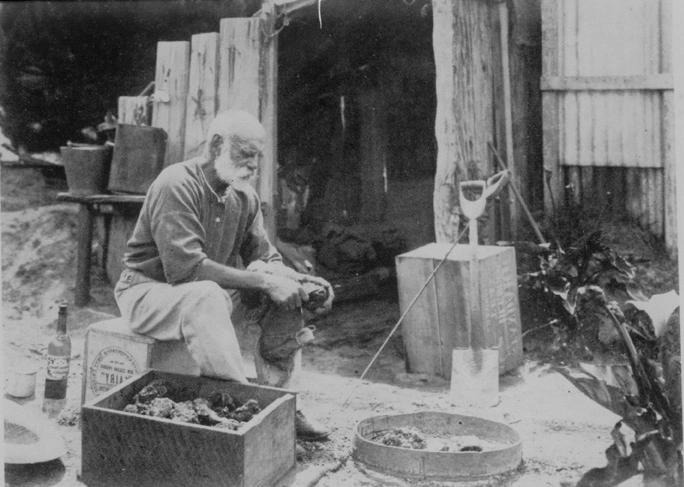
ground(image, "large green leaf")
xmin=626 ymin=291 xmax=680 ymax=339
xmin=556 ymin=363 xmax=639 ymax=420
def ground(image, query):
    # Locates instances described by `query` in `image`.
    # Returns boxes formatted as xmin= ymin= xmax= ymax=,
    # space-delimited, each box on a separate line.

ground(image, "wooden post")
xmin=152 ymin=41 xmax=190 ymax=167
xmin=258 ymin=3 xmax=279 ymax=242
xmin=218 ymin=6 xmax=278 ymax=240
xmin=75 ymin=204 xmax=94 ymax=306
xmin=358 ymin=88 xmax=387 ymax=223
xmin=118 ymin=96 xmax=150 ymax=125
xmin=541 ymin=0 xmax=562 ymax=218
xmin=498 ymin=1 xmax=518 ymax=240
xmin=218 ymin=19 xmax=260 ymax=115
xmin=432 ymin=0 xmax=497 ymax=243
xmin=660 ymin=0 xmax=676 ymax=258
xmin=184 ymin=33 xmax=220 ymax=159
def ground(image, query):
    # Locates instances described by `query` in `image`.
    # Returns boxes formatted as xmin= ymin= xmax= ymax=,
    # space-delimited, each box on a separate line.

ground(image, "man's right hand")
xmin=262 ymin=274 xmax=308 ymax=310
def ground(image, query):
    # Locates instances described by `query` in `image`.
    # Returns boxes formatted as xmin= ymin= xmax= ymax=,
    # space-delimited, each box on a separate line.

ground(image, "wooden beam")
xmin=152 ymin=41 xmax=190 ymax=167
xmin=432 ymin=0 xmax=497 ymax=244
xmin=218 ymin=10 xmax=278 ymax=240
xmin=184 ymin=33 xmax=220 ymax=159
xmin=274 ymin=0 xmax=326 ymax=17
xmin=499 ymin=1 xmax=517 ymax=240
xmin=358 ymin=88 xmax=387 ymax=223
xmin=541 ymin=74 xmax=674 ymax=91
xmin=218 ymin=19 xmax=260 ymax=114
xmin=541 ymin=0 xmax=563 ymax=218
xmin=258 ymin=2 xmax=279 ymax=241
xmin=661 ymin=0 xmax=676 ymax=258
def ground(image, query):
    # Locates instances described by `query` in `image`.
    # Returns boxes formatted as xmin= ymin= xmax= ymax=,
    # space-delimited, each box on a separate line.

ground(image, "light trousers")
xmin=114 ymin=268 xmax=301 ymax=389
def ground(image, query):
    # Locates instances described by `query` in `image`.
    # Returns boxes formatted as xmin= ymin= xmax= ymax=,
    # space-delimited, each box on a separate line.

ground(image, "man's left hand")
xmin=248 ymin=261 xmax=334 ymax=314
xmin=298 ymin=274 xmax=334 ymax=315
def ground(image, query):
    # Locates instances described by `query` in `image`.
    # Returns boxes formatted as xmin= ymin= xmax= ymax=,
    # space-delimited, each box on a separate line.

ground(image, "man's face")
xmin=215 ymin=135 xmax=264 ymax=190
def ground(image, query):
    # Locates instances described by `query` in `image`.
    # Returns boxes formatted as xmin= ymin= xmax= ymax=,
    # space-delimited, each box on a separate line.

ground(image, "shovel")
xmin=451 ymin=170 xmax=509 ymax=408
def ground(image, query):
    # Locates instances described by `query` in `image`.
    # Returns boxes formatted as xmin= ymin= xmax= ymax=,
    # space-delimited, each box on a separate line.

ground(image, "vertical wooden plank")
xmin=433 ymin=253 xmax=469 ymax=377
xmin=495 ymin=2 xmax=517 ymax=240
xmin=625 ymin=168 xmax=639 ymax=222
xmin=396 ymin=254 xmax=442 ymax=375
xmin=218 ymin=13 xmax=278 ymax=240
xmin=184 ymin=33 xmax=220 ymax=160
xmin=152 ymin=41 xmax=190 ymax=167
xmin=646 ymin=169 xmax=655 ymax=232
xmin=118 ymin=96 xmax=150 ymax=125
xmin=358 ymin=88 xmax=388 ymax=223
xmin=637 ymin=168 xmax=649 ymax=229
xmin=610 ymin=167 xmax=627 ymax=218
xmin=580 ymin=166 xmax=593 ymax=209
xmin=218 ymin=18 xmax=260 ymax=115
xmin=75 ymin=205 xmax=94 ymax=307
xmin=653 ymin=167 xmax=664 ymax=237
xmin=432 ymin=0 xmax=497 ymax=243
xmin=542 ymin=0 xmax=563 ymax=216
xmin=567 ymin=166 xmax=581 ymax=206
xmin=660 ymin=0 xmax=676 ymax=257
xmin=258 ymin=3 xmax=279 ymax=242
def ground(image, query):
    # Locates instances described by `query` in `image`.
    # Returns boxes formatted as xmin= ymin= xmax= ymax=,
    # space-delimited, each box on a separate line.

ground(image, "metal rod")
xmin=341 ymin=225 xmax=470 ymax=407
xmin=488 ymin=142 xmax=547 ymax=245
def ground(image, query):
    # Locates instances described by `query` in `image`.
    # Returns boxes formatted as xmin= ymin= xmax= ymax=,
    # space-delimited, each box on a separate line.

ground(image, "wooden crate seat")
xmin=82 ymin=317 xmax=200 ymax=404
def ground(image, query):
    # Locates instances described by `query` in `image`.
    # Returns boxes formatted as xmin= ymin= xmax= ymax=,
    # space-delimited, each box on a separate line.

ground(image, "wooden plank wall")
xmin=152 ymin=41 xmax=191 ymax=168
xmin=184 ymin=33 xmax=220 ymax=159
xmin=541 ymin=0 xmax=675 ymax=256
xmin=118 ymin=12 xmax=278 ymax=240
xmin=432 ymin=0 xmax=499 ymax=244
xmin=118 ymin=96 xmax=151 ymax=126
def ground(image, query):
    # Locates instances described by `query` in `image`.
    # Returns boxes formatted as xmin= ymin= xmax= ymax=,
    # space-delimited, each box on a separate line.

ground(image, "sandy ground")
xmin=1 ymin=165 xmax=678 ymax=487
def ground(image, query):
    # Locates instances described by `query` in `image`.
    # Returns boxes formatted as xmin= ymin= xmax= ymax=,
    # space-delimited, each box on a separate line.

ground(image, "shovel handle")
xmin=459 ymin=181 xmax=487 ymax=221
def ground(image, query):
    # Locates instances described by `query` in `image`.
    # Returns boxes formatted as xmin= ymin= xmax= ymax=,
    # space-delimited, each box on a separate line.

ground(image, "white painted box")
xmin=396 ymin=243 xmax=523 ymax=378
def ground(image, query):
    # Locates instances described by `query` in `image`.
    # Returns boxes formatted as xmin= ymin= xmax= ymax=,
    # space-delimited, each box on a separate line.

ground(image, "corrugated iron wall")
xmin=541 ymin=0 xmax=676 ymax=254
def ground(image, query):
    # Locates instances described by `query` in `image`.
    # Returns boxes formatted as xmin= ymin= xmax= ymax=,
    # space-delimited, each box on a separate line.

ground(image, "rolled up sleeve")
xmin=240 ymin=205 xmax=281 ymax=266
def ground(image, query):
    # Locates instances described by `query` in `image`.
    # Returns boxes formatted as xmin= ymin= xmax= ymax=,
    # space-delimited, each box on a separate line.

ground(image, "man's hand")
xmin=298 ymin=275 xmax=334 ymax=315
xmin=262 ymin=274 xmax=308 ymax=310
xmin=248 ymin=260 xmax=334 ymax=314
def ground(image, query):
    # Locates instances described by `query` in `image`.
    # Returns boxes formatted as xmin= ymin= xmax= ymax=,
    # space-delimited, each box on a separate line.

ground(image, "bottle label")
xmin=46 ymin=355 xmax=70 ymax=380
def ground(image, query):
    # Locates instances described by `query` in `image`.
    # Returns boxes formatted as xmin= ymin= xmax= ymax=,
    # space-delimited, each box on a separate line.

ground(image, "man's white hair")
xmin=202 ymin=109 xmax=265 ymax=158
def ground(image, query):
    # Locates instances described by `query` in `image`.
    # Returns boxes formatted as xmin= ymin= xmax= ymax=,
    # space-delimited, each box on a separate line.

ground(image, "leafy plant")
xmin=518 ymin=230 xmax=637 ymax=351
xmin=557 ymin=290 xmax=681 ymax=487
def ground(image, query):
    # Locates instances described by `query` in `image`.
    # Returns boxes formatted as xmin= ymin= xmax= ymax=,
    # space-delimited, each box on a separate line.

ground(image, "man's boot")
xmin=255 ymin=306 xmax=330 ymax=441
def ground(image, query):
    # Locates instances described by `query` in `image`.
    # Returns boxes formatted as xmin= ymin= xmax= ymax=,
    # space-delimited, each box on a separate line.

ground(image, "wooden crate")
xmin=396 ymin=243 xmax=523 ymax=378
xmin=108 ymin=124 xmax=167 ymax=195
xmin=81 ymin=370 xmax=296 ymax=487
xmin=82 ymin=318 xmax=200 ymax=405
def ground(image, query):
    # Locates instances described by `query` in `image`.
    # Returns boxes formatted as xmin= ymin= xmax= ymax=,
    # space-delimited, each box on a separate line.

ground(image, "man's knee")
xmin=182 ymin=280 xmax=233 ymax=313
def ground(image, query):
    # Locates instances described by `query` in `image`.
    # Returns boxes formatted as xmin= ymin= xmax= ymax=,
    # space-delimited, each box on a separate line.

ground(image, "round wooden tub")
xmin=353 ymin=411 xmax=522 ymax=481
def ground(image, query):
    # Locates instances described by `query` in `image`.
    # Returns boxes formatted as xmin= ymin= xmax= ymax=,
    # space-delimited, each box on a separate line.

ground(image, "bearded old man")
xmin=114 ymin=109 xmax=334 ymax=441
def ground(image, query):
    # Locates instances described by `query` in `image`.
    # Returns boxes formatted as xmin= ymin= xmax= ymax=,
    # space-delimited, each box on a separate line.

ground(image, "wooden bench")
xmin=57 ymin=192 xmax=144 ymax=306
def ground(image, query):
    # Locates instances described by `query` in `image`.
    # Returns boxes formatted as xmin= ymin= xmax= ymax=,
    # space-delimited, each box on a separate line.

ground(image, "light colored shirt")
xmin=123 ymin=158 xmax=280 ymax=284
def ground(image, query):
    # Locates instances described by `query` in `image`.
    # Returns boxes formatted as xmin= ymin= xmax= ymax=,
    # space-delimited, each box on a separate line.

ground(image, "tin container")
xmin=6 ymin=362 xmax=39 ymax=398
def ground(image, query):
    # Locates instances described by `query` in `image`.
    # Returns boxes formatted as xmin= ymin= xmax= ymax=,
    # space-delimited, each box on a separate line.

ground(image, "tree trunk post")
xmin=432 ymin=0 xmax=498 ymax=243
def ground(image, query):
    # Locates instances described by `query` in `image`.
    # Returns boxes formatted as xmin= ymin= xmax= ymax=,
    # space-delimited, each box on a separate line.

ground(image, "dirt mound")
xmin=2 ymin=204 xmax=78 ymax=325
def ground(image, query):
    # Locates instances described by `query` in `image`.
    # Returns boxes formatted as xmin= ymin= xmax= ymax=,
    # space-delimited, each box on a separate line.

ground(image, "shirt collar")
xmin=197 ymin=159 xmax=229 ymax=203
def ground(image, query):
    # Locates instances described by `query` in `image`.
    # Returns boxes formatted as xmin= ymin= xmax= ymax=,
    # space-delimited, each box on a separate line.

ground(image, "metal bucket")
xmin=61 ymin=145 xmax=112 ymax=196
xmin=6 ymin=362 xmax=39 ymax=398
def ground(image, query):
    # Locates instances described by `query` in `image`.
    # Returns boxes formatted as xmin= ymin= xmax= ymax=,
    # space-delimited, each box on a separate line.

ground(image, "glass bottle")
xmin=42 ymin=304 xmax=71 ymax=418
